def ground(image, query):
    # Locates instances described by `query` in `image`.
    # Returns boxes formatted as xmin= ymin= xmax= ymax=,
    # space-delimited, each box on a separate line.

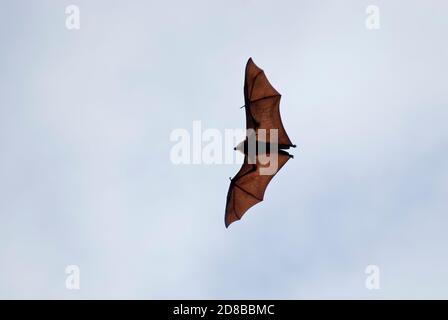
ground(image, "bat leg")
xmin=278 ymin=144 xmax=296 ymax=150
xmin=279 ymin=150 xmax=294 ymax=159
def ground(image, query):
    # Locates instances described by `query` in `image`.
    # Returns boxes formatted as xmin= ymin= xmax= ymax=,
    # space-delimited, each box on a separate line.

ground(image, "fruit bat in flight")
xmin=225 ymin=58 xmax=296 ymax=228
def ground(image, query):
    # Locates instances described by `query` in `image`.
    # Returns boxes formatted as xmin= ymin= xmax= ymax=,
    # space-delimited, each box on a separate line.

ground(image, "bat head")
xmin=234 ymin=141 xmax=245 ymax=154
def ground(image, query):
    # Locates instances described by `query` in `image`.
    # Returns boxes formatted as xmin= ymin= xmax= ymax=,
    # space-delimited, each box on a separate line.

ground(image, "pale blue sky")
xmin=0 ymin=0 xmax=447 ymax=298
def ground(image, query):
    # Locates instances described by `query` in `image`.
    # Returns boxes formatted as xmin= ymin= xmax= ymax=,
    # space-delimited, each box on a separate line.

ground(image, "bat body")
xmin=225 ymin=58 xmax=296 ymax=228
xmin=234 ymin=139 xmax=295 ymax=156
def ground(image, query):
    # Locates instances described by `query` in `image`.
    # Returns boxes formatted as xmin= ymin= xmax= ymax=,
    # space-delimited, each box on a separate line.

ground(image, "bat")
xmin=225 ymin=58 xmax=296 ymax=228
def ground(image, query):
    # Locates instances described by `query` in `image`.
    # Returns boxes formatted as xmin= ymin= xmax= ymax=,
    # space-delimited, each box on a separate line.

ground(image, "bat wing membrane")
xmin=225 ymin=152 xmax=291 ymax=227
xmin=244 ymin=58 xmax=293 ymax=146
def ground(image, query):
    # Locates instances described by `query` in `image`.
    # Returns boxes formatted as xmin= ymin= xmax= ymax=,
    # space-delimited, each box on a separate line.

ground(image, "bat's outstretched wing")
xmin=244 ymin=58 xmax=294 ymax=147
xmin=225 ymin=151 xmax=291 ymax=228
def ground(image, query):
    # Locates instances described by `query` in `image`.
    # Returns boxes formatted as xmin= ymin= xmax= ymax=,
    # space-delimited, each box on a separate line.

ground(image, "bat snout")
xmin=235 ymin=141 xmax=245 ymax=154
